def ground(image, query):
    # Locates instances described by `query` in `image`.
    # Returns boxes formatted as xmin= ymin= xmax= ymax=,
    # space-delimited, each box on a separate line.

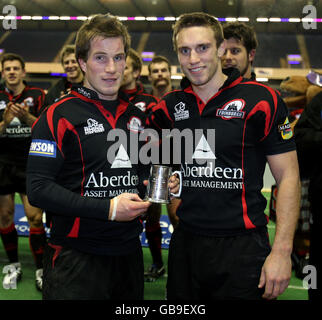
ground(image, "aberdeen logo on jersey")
xmin=127 ymin=116 xmax=144 ymax=133
xmin=84 ymin=118 xmax=105 ymax=135
xmin=216 ymin=99 xmax=246 ymax=120
xmin=192 ymin=134 xmax=216 ymax=161
xmin=181 ymin=132 xmax=243 ymax=190
xmin=29 ymin=139 xmax=57 ymax=158
xmin=111 ymin=144 xmax=132 ymax=168
xmin=174 ymin=102 xmax=189 ymax=121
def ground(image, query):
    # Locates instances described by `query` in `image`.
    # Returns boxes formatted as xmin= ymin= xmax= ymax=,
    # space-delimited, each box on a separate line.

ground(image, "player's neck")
xmin=242 ymin=65 xmax=252 ymax=79
xmin=68 ymin=73 xmax=83 ymax=84
xmin=6 ymin=81 xmax=25 ymax=96
xmin=192 ymin=71 xmax=227 ymax=104
xmin=123 ymin=82 xmax=136 ymax=91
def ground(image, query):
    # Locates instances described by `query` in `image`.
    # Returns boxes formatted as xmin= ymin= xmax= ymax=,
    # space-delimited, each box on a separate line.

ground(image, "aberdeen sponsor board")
xmin=140 ymin=215 xmax=174 ymax=249
xmin=14 ymin=204 xmax=50 ymax=237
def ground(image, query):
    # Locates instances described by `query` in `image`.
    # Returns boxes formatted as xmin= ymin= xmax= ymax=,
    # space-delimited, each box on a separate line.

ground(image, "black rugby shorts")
xmin=0 ymin=162 xmax=27 ymax=195
xmin=43 ymin=243 xmax=144 ymax=300
xmin=167 ymin=225 xmax=271 ymax=300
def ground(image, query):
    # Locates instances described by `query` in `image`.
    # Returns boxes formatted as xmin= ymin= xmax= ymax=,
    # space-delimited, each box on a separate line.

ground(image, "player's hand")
xmin=142 ymin=172 xmax=181 ymax=198
xmin=60 ymin=88 xmax=71 ymax=99
xmin=9 ymin=102 xmax=29 ymax=122
xmin=108 ymin=193 xmax=151 ymax=222
xmin=3 ymin=103 xmax=15 ymax=125
xmin=168 ymin=173 xmax=180 ymax=196
xmin=258 ymin=251 xmax=292 ymax=300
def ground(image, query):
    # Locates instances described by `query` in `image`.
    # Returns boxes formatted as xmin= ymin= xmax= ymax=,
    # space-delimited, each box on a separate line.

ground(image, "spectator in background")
xmin=0 ymin=53 xmax=46 ymax=291
xmin=221 ymin=22 xmax=257 ymax=80
xmin=294 ymin=88 xmax=322 ymax=301
xmin=44 ymin=44 xmax=83 ymax=107
xmin=148 ymin=55 xmax=172 ymax=100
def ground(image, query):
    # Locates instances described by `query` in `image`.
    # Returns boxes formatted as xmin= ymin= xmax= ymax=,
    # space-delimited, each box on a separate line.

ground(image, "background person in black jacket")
xmin=294 ymin=90 xmax=322 ymax=301
xmin=221 ymin=21 xmax=257 ymax=80
xmin=44 ymin=44 xmax=83 ymax=107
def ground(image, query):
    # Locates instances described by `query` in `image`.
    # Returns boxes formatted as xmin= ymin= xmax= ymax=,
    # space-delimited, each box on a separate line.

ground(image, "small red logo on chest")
xmin=216 ymin=99 xmax=246 ymax=120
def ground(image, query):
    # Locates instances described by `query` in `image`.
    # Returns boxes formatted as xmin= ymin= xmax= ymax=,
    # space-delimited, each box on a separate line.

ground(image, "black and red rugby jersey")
xmin=0 ymin=83 xmax=45 ymax=166
xmin=27 ymin=86 xmax=149 ymax=255
xmin=44 ymin=77 xmax=83 ymax=108
xmin=149 ymin=68 xmax=296 ymax=235
xmin=122 ymin=82 xmax=158 ymax=114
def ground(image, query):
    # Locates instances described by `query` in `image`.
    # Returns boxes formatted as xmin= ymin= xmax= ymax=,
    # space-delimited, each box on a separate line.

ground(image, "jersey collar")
xmin=71 ymin=86 xmax=131 ymax=128
xmin=72 ymin=85 xmax=129 ymax=104
xmin=4 ymin=80 xmax=28 ymax=100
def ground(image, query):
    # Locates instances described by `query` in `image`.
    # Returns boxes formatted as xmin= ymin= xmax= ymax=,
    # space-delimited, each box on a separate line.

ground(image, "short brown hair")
xmin=172 ymin=12 xmax=224 ymax=52
xmin=223 ymin=22 xmax=258 ymax=54
xmin=1 ymin=53 xmax=25 ymax=70
xmin=148 ymin=55 xmax=171 ymax=74
xmin=75 ymin=13 xmax=131 ymax=62
xmin=60 ymin=44 xmax=76 ymax=65
xmin=127 ymin=48 xmax=142 ymax=73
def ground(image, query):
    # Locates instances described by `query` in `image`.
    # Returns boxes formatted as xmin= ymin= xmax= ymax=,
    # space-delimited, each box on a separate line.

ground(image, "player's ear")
xmin=78 ymin=58 xmax=86 ymax=73
xmin=248 ymin=49 xmax=256 ymax=63
xmin=217 ymin=40 xmax=226 ymax=58
xmin=21 ymin=68 xmax=26 ymax=79
xmin=133 ymin=69 xmax=140 ymax=80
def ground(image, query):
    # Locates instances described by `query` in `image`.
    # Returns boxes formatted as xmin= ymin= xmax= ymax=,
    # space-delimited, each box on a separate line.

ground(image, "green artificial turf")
xmin=0 ymin=192 xmax=308 ymax=300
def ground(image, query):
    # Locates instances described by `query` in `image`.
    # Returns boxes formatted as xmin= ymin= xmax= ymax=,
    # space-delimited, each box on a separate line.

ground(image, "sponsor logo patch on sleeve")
xmin=29 ymin=139 xmax=57 ymax=158
xmin=278 ymin=117 xmax=293 ymax=140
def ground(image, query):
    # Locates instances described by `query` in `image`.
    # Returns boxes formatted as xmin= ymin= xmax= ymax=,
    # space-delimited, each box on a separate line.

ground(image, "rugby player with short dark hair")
xmin=150 ymin=12 xmax=300 ymax=300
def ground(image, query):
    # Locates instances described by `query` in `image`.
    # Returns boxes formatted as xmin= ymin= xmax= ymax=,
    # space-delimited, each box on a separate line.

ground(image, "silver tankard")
xmin=145 ymin=165 xmax=182 ymax=204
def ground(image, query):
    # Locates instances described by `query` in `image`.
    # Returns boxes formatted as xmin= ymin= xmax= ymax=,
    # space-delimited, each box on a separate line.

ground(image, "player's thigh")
xmin=167 ymin=227 xmax=194 ymax=299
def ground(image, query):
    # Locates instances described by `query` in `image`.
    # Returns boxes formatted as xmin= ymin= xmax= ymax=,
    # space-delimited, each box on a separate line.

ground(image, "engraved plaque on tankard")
xmin=145 ymin=165 xmax=182 ymax=204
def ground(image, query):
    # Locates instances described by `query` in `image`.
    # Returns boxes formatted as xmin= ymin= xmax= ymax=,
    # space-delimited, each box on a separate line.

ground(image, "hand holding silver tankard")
xmin=145 ymin=165 xmax=182 ymax=204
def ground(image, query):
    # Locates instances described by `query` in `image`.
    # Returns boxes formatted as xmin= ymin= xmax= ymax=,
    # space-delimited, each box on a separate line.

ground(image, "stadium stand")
xmin=1 ymin=30 xmax=71 ymax=62
xmin=254 ymin=33 xmax=300 ymax=68
xmin=1 ymin=31 xmax=322 ymax=70
xmin=143 ymin=32 xmax=177 ymax=65
xmin=1 ymin=31 xmax=322 ymax=88
xmin=304 ymin=34 xmax=322 ymax=69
